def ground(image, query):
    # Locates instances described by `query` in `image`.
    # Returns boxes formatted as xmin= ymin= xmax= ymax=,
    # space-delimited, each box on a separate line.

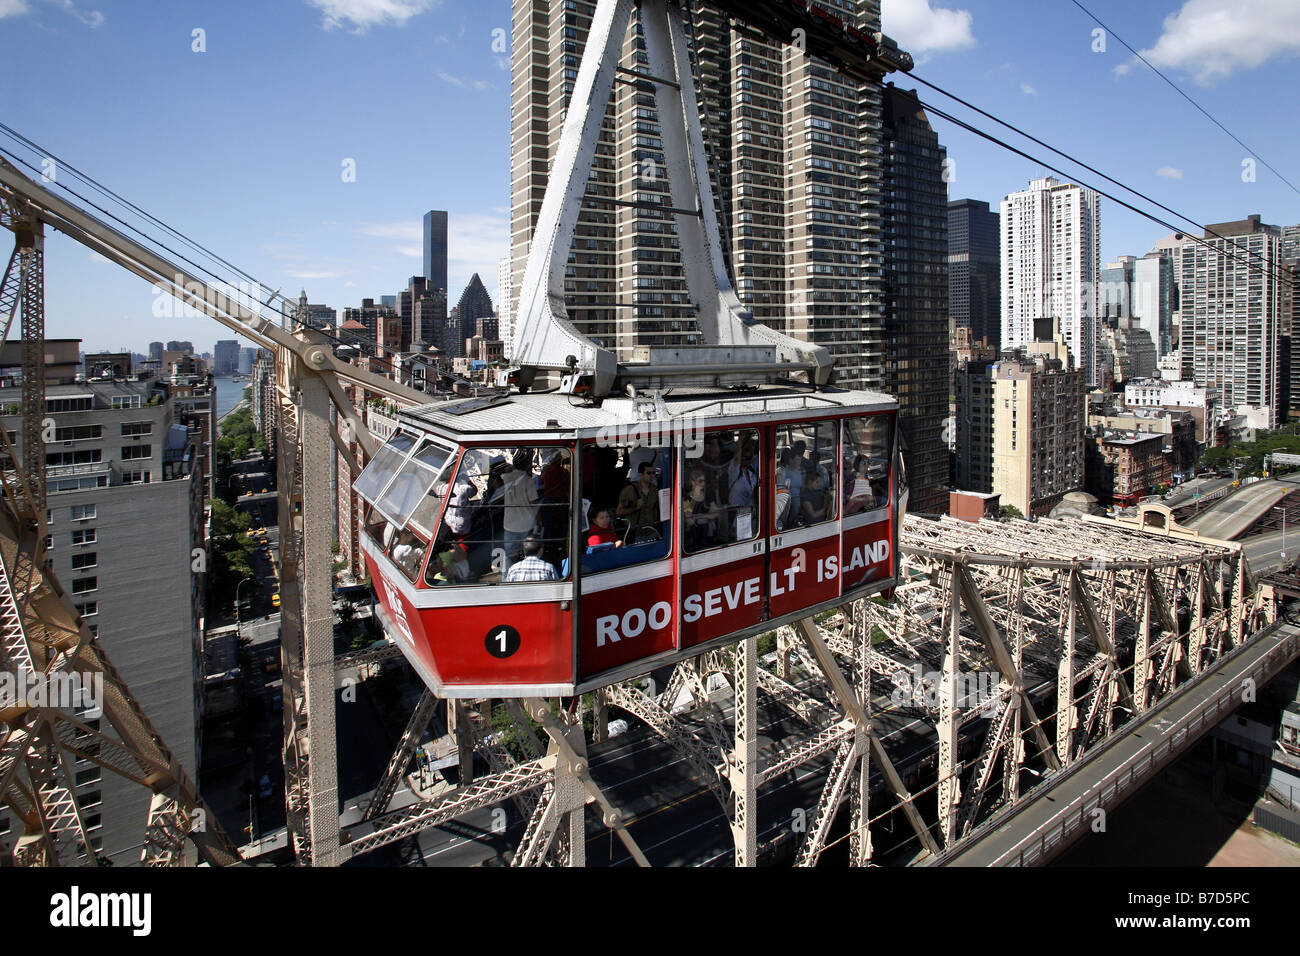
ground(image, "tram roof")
xmin=395 ymin=384 xmax=897 ymax=442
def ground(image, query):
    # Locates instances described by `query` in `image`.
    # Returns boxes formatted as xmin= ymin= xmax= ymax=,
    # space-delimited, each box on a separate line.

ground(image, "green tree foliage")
xmin=216 ymin=407 xmax=266 ymax=464
xmin=209 ymin=499 xmax=254 ymax=609
xmin=998 ymin=504 xmax=1024 ymax=520
xmin=1199 ymin=425 xmax=1300 ymax=479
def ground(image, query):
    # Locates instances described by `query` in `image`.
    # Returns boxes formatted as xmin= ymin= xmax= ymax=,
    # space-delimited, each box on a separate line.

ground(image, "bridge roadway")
xmin=341 ymin=660 xmax=1059 ymax=867
xmin=1184 ymin=478 xmax=1299 ymax=540
xmin=323 ymin=526 xmax=1295 ymax=867
xmin=933 ymin=619 xmax=1300 ymax=866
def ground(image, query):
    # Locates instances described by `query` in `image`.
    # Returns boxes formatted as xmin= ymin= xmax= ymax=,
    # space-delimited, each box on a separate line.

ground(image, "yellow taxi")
xmin=271 ymin=591 xmax=281 ymax=609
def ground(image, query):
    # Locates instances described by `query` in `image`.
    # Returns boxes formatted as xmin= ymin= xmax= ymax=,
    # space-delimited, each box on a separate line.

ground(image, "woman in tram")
xmin=682 ymin=468 xmax=721 ymax=552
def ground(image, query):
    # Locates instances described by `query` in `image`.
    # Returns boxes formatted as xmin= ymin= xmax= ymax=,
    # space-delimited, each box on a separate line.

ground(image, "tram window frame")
xmin=580 ymin=442 xmax=673 ymax=571
xmin=369 ymin=439 xmax=453 ymax=530
xmin=683 ymin=428 xmax=761 ymax=555
xmin=353 ymin=431 xmax=420 ymax=504
xmin=774 ymin=420 xmax=838 ymax=532
xmin=842 ymin=415 xmax=893 ymax=517
xmin=424 ymin=445 xmax=574 ymax=587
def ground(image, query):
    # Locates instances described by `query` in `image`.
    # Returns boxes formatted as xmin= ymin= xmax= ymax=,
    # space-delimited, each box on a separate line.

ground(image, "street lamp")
xmin=1275 ymin=506 xmax=1288 ymax=562
xmin=235 ymin=576 xmax=254 ymax=637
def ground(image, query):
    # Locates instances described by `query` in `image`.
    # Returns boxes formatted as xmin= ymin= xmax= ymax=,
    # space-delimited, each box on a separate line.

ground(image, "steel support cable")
xmin=908 ymin=69 xmax=1296 ymax=286
xmin=913 ymin=97 xmax=1297 ymax=296
xmin=0 ymin=147 xmax=296 ymax=328
xmin=0 ymin=120 xmax=287 ymax=294
xmin=1064 ymin=0 xmax=1300 ymax=199
xmin=0 ymin=144 xmax=299 ymax=328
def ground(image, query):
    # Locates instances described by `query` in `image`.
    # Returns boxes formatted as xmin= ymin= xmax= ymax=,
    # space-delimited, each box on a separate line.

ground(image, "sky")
xmin=1 ymin=0 xmax=1299 ymax=355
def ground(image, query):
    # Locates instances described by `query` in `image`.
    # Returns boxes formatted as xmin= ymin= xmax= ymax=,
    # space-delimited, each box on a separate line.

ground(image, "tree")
xmin=998 ymin=505 xmax=1024 ymax=520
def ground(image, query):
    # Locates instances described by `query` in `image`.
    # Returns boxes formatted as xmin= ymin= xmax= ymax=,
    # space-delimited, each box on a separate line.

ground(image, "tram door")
xmin=839 ymin=414 xmax=896 ymax=592
xmin=679 ymin=427 xmax=767 ymax=649
xmin=766 ymin=419 xmax=843 ymax=618
xmin=576 ymin=439 xmax=676 ymax=680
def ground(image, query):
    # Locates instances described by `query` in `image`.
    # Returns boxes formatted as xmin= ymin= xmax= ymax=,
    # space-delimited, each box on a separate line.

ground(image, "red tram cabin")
xmin=355 ymin=385 xmax=900 ymax=697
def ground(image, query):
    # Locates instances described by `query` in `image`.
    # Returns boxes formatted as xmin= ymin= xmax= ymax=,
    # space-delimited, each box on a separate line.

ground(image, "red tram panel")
xmin=353 ymin=387 xmax=899 ymax=698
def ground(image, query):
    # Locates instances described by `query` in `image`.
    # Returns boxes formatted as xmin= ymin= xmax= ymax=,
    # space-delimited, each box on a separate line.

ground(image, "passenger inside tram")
xmin=682 ymin=468 xmax=722 ymax=552
xmin=422 ymin=445 xmax=574 ymax=586
xmin=586 ymin=507 xmax=621 ymax=549
xmin=617 ymin=460 xmax=662 ymax=541
xmin=842 ymin=415 xmax=892 ymax=516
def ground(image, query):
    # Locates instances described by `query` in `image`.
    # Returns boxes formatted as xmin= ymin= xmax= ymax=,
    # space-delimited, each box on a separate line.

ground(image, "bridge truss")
xmin=335 ymin=512 xmax=1279 ymax=866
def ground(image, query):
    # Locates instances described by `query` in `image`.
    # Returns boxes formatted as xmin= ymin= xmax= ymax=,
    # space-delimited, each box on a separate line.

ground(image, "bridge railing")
xmin=992 ymin=624 xmax=1300 ymax=866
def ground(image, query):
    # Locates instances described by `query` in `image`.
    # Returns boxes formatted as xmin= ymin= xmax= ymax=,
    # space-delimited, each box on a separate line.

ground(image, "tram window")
xmin=581 ymin=443 xmax=672 ymax=568
xmin=685 ymin=428 xmax=760 ymax=553
xmin=371 ymin=440 xmax=453 ymax=529
xmin=775 ymin=420 xmax=837 ymax=531
xmin=843 ymin=416 xmax=892 ymax=516
xmin=425 ymin=446 xmax=572 ymax=586
xmin=353 ymin=431 xmax=418 ymax=503
xmin=387 ymin=527 xmax=427 ymax=582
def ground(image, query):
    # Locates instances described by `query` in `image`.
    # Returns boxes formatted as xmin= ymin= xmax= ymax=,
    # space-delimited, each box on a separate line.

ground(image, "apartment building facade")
xmin=1000 ymin=177 xmax=1101 ymax=386
xmin=1179 ymin=215 xmax=1283 ymax=427
xmin=0 ymin=354 xmax=203 ymax=864
xmin=507 ymin=0 xmax=895 ymax=391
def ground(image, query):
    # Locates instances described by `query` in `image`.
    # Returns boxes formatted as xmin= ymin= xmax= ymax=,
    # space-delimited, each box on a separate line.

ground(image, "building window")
xmin=73 ymin=767 xmax=101 ymax=787
xmin=71 ymin=529 xmax=96 ymax=545
xmin=53 ymin=425 xmax=102 ymax=442
xmin=120 ymin=445 xmax=151 ymax=461
xmin=71 ymin=577 xmax=97 ymax=594
xmin=71 ymin=505 xmax=96 ymax=521
xmin=120 ymin=470 xmax=151 ymax=485
xmin=45 ymin=397 xmax=93 ymax=413
xmin=121 ymin=421 xmax=152 ymax=437
xmin=70 ymin=552 xmax=97 ymax=571
xmin=110 ymin=395 xmax=142 ymax=410
xmin=74 ymin=601 xmax=97 ymax=618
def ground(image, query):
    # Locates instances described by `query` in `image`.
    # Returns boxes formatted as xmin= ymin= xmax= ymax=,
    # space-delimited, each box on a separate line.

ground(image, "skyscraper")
xmin=454 ymin=274 xmax=495 ymax=359
xmin=507 ymin=0 xmax=892 ymax=391
xmin=882 ymin=85 xmax=948 ymax=514
xmin=1180 ymin=215 xmax=1284 ymax=426
xmin=1000 ymin=177 xmax=1101 ymax=385
xmin=213 ymin=340 xmax=240 ymax=375
xmin=948 ymin=199 xmax=1000 ymax=349
xmin=423 ymin=210 xmax=448 ymax=293
xmin=498 ymin=255 xmax=514 ymax=360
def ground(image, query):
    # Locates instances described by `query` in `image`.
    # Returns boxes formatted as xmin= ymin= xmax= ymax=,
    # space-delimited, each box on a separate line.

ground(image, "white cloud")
xmin=447 ymin=211 xmax=507 ymax=301
xmin=1156 ymin=166 xmax=1184 ymax=180
xmin=46 ymin=0 xmax=101 ymax=27
xmin=395 ymin=245 xmax=422 ymax=258
xmin=305 ymin=0 xmax=439 ymax=32
xmin=1139 ymin=0 xmax=1300 ymax=86
xmin=1 ymin=0 xmax=103 ymax=25
xmin=360 ymin=220 xmax=422 ymax=241
xmin=436 ymin=71 xmax=492 ymax=91
xmin=1113 ymin=63 xmax=1131 ymax=77
xmin=1019 ymin=82 xmax=1036 ymax=95
xmin=881 ymin=0 xmax=975 ymax=55
xmin=286 ymin=269 xmax=346 ymax=280
xmin=88 ymin=250 xmax=112 ymax=264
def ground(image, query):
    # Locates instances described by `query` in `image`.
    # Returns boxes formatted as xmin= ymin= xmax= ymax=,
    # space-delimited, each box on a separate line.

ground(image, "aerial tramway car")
xmin=355 ymin=387 xmax=900 ymax=697
xmin=353 ymin=0 xmax=909 ymax=697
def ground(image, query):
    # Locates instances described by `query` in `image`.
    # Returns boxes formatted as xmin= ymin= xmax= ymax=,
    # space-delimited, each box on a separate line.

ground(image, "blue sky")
xmin=1 ymin=0 xmax=1298 ymax=354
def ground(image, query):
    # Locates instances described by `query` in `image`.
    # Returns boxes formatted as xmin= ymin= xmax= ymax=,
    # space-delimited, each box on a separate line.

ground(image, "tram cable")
xmin=1064 ymin=0 xmax=1300 ymax=199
